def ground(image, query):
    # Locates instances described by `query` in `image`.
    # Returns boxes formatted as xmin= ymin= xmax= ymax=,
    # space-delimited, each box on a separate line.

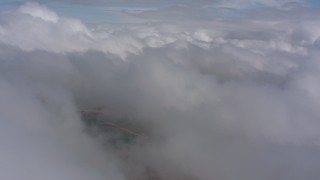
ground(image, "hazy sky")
xmin=0 ymin=0 xmax=319 ymax=23
xmin=0 ymin=0 xmax=173 ymax=22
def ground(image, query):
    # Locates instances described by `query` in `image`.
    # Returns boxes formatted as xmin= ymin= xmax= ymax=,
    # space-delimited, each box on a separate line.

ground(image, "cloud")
xmin=18 ymin=2 xmax=59 ymax=22
xmin=1 ymin=1 xmax=320 ymax=180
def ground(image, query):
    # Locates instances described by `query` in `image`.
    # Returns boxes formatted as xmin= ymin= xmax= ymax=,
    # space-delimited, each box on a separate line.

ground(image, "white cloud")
xmin=18 ymin=2 xmax=59 ymax=22
xmin=1 ymin=2 xmax=320 ymax=180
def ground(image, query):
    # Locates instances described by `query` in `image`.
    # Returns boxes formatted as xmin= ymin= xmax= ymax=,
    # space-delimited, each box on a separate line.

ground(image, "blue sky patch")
xmin=0 ymin=0 xmax=319 ymax=23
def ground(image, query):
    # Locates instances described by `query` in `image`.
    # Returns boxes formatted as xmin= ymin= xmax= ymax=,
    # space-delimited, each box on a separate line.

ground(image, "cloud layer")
xmin=1 ymin=1 xmax=320 ymax=180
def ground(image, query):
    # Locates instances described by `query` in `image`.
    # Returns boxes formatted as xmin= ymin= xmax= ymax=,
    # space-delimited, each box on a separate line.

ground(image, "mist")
xmin=1 ymin=1 xmax=320 ymax=180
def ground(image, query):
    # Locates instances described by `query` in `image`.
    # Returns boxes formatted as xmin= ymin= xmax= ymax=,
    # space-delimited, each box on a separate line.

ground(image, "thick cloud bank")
xmin=1 ymin=1 xmax=320 ymax=180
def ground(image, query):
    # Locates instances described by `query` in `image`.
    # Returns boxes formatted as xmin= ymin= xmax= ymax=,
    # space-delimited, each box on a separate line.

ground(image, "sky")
xmin=1 ymin=0 xmax=320 ymax=180
xmin=0 ymin=0 xmax=174 ymax=23
xmin=0 ymin=0 xmax=318 ymax=23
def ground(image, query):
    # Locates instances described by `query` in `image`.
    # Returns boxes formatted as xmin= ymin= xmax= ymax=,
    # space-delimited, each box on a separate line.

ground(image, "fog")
xmin=1 ymin=1 xmax=320 ymax=180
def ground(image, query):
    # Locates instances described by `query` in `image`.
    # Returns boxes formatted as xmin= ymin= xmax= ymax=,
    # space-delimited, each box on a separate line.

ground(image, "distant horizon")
xmin=1 ymin=0 xmax=319 ymax=23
